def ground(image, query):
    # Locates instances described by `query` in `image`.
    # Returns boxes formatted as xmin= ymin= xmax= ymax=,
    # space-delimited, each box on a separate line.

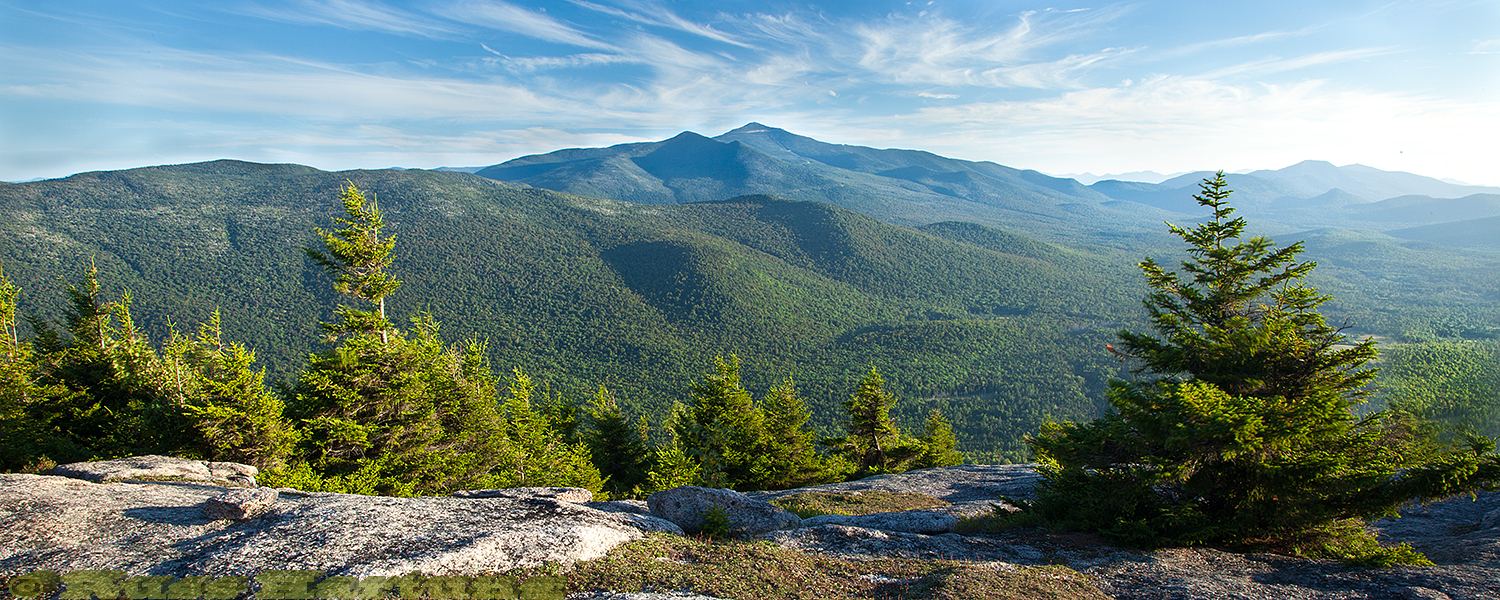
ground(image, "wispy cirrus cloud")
xmin=845 ymin=8 xmax=1132 ymax=88
xmin=570 ymin=0 xmax=752 ymax=48
xmin=1204 ymin=47 xmax=1399 ymax=79
xmin=237 ymin=0 xmax=461 ymax=38
xmin=441 ymin=0 xmax=615 ymax=50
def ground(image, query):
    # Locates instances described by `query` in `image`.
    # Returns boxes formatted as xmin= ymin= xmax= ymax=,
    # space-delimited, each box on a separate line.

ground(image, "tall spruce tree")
xmin=1020 ymin=173 xmax=1500 ymax=558
xmin=282 ymin=185 xmax=514 ymax=496
xmin=585 ymin=384 xmax=650 ymax=498
xmin=304 ymin=182 xmax=401 ymax=343
xmin=676 ymin=355 xmax=765 ymax=489
xmin=754 ymin=376 xmax=832 ymax=489
xmin=828 ymin=366 xmax=921 ymax=476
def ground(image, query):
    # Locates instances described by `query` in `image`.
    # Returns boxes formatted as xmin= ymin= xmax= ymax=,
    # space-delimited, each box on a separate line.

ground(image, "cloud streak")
xmin=237 ymin=0 xmax=461 ymax=38
xmin=441 ymin=0 xmax=616 ymax=50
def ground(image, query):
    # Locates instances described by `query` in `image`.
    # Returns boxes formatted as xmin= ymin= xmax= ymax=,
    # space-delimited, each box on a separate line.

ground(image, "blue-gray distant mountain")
xmin=476 ymin=126 xmax=1499 ymax=246
xmin=1089 ymin=160 xmax=1500 ymax=236
xmin=476 ymin=123 xmax=1178 ymax=241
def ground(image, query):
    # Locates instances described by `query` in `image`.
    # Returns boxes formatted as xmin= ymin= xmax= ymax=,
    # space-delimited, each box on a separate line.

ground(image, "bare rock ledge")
xmin=0 ymin=473 xmax=675 ymax=576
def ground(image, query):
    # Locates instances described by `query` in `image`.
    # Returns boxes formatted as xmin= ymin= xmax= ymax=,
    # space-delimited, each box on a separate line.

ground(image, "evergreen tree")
xmin=282 ymin=186 xmax=516 ymax=496
xmin=304 ymin=182 xmax=401 ymax=343
xmin=1020 ymin=173 xmax=1500 ymax=556
xmin=676 ymin=355 xmax=764 ymax=489
xmin=164 ymin=311 xmax=299 ymax=470
xmin=285 ymin=316 xmax=508 ymax=495
xmin=754 ymin=377 xmax=833 ymax=489
xmin=585 ymin=385 xmax=649 ymax=498
xmin=644 ymin=407 xmax=701 ymax=495
xmin=492 ymin=367 xmax=604 ymax=492
xmin=26 ymin=264 xmax=198 ymax=461
xmin=0 ymin=264 xmax=73 ymax=471
xmin=913 ymin=409 xmax=965 ymax=469
xmin=828 ymin=366 xmax=921 ymax=476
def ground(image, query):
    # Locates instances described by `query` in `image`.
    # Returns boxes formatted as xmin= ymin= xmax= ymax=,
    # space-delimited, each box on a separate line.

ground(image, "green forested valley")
xmin=1 ymin=159 xmax=1496 ymax=468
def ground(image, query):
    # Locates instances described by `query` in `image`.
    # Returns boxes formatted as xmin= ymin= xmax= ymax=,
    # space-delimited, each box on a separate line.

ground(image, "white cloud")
xmin=0 ymin=45 xmax=591 ymax=121
xmin=238 ymin=0 xmax=460 ymax=38
xmin=569 ymin=0 xmax=752 ymax=48
xmin=1203 ymin=47 xmax=1398 ymax=79
xmin=440 ymin=0 xmax=615 ymax=50
xmin=919 ymin=92 xmax=958 ymax=99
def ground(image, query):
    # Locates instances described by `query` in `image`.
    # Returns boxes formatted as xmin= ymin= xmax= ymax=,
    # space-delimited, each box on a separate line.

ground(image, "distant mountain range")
xmin=471 ymin=123 xmax=1500 ymax=248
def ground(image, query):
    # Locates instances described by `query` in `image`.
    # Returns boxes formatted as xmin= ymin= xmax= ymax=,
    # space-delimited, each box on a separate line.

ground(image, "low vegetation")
xmin=563 ymin=534 xmax=1108 ymax=600
xmin=771 ymin=491 xmax=949 ymax=518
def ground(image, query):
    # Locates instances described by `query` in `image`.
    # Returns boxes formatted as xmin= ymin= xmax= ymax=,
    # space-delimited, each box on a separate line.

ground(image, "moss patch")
xmin=566 ymin=534 xmax=1106 ymax=600
xmin=771 ymin=491 xmax=949 ymax=518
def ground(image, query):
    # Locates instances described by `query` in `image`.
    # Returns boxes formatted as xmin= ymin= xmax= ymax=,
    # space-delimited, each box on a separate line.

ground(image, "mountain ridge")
xmin=470 ymin=124 xmax=1499 ymax=246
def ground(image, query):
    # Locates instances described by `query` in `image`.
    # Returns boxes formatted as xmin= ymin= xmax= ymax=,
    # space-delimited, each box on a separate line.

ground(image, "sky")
xmin=2 ymin=0 xmax=1497 ymax=185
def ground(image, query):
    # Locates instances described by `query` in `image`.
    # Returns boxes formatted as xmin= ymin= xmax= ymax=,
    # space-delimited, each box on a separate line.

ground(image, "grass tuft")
xmin=565 ymin=534 xmax=1106 ymax=600
xmin=770 ymin=491 xmax=948 ymax=518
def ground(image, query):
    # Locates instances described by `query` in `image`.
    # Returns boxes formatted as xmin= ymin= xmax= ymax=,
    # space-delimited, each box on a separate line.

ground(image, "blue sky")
xmin=3 ymin=0 xmax=1497 ymax=184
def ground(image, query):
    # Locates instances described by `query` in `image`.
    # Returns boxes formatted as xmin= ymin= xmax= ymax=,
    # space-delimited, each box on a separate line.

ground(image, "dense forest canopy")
xmin=0 ymin=161 xmax=1495 ymax=466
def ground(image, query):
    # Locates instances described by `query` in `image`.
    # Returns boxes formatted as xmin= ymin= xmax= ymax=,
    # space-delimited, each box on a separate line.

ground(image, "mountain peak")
xmin=666 ymin=130 xmax=713 ymax=142
xmin=724 ymin=122 xmax=784 ymax=135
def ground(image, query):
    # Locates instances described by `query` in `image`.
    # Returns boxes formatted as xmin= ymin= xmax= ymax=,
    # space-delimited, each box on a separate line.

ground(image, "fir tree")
xmin=26 ymin=263 xmax=197 ymax=460
xmin=1020 ymin=173 xmax=1500 ymax=557
xmin=585 ymin=385 xmax=649 ymax=498
xmin=164 ymin=311 xmax=299 ymax=470
xmin=0 ymin=264 xmax=73 ymax=471
xmin=829 ymin=366 xmax=920 ymax=476
xmin=492 ymin=367 xmax=604 ymax=492
xmin=676 ymin=355 xmax=764 ymax=489
xmin=914 ymin=409 xmax=965 ymax=469
xmin=754 ymin=377 xmax=833 ymax=489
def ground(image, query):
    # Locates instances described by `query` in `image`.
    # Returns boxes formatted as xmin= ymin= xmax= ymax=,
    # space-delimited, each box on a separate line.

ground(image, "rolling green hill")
xmin=0 ymin=161 xmax=1148 ymax=462
xmin=4 ymin=157 xmax=1495 ymax=462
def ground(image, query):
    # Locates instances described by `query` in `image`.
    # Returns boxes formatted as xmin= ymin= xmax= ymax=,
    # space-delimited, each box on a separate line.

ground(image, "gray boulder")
xmin=201 ymin=487 xmax=279 ymax=520
xmin=801 ymin=511 xmax=958 ymax=534
xmin=451 ymin=487 xmax=593 ymax=502
xmin=648 ymin=486 xmax=801 ymax=537
xmin=47 ymin=455 xmax=258 ymax=487
xmin=0 ymin=473 xmax=663 ymax=576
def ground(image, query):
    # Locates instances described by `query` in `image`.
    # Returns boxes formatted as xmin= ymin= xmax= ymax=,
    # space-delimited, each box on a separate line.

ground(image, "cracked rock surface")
xmin=0 ymin=473 xmax=673 ymax=576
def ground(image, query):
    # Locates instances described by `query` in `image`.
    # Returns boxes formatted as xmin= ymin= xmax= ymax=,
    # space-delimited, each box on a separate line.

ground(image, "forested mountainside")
xmin=2 ymin=158 xmax=1496 ymax=462
xmin=0 ymin=161 xmax=1141 ymax=462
